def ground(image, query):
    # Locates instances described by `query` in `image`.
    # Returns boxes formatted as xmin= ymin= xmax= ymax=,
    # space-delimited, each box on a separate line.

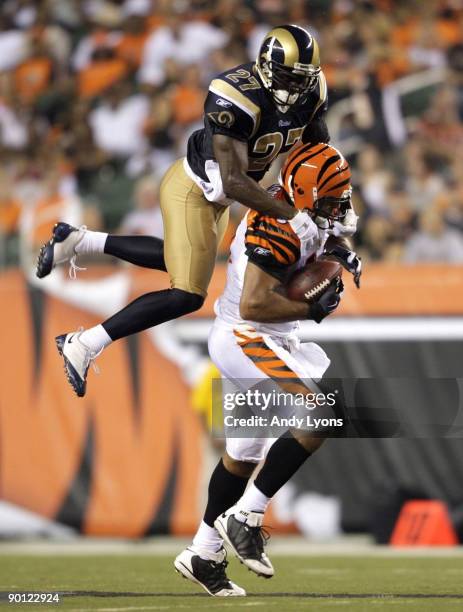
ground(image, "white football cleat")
xmin=174 ymin=546 xmax=246 ymax=597
xmin=36 ymin=222 xmax=87 ymax=279
xmin=55 ymin=329 xmax=102 ymax=397
xmin=215 ymin=507 xmax=274 ymax=578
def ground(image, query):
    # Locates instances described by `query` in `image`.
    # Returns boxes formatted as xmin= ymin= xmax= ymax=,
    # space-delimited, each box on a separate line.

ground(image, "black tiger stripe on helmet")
xmin=280 ymin=142 xmax=352 ymax=223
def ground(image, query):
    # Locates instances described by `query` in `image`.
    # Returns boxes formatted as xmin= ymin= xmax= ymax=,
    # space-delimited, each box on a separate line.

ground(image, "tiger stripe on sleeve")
xmin=245 ymin=211 xmax=300 ymax=279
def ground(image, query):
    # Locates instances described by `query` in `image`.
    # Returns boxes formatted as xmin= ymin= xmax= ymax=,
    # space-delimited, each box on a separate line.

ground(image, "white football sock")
xmin=191 ymin=521 xmax=223 ymax=556
xmin=79 ymin=324 xmax=112 ymax=353
xmin=234 ymin=483 xmax=270 ymax=522
xmin=74 ymin=230 xmax=108 ymax=255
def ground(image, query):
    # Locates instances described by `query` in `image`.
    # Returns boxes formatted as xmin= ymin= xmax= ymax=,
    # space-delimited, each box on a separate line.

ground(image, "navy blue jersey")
xmin=186 ymin=62 xmax=328 ymax=185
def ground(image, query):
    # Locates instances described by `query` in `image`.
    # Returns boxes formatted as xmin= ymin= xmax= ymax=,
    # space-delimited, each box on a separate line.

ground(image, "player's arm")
xmin=213 ymin=134 xmax=296 ymax=220
xmin=240 ymin=261 xmax=341 ymax=324
xmin=240 ymin=262 xmax=307 ymax=323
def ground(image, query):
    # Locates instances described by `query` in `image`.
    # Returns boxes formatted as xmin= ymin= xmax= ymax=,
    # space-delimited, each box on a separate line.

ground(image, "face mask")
xmin=273 ymin=89 xmax=299 ymax=113
xmin=313 ymin=215 xmax=331 ymax=230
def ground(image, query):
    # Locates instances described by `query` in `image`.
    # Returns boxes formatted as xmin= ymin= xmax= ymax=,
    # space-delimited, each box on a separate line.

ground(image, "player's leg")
xmin=175 ymin=450 xmax=263 ymax=596
xmin=213 ymin=333 xmax=330 ymax=577
xmin=216 ymin=431 xmax=326 ymax=579
xmin=238 ymin=430 xmax=325 ymax=514
xmin=175 ymin=324 xmax=267 ymax=595
xmin=36 ymin=224 xmax=166 ymax=278
xmin=56 ymin=160 xmax=229 ymax=397
xmin=174 ymin=454 xmax=253 ymax=597
xmin=103 ymin=235 xmax=166 ymax=270
xmin=192 ymin=454 xmax=255 ymax=553
xmin=95 ymin=160 xmax=229 ymax=340
xmin=224 ymin=430 xmax=324 ymax=529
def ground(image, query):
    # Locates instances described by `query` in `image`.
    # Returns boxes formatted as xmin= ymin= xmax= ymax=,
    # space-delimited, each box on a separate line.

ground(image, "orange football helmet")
xmin=280 ymin=142 xmax=352 ymax=225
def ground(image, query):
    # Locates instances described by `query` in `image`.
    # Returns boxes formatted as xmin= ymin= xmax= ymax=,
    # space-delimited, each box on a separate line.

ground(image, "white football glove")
xmin=289 ymin=210 xmax=319 ymax=242
xmin=329 ymin=209 xmax=358 ymax=237
xmin=325 ymin=244 xmax=362 ymax=288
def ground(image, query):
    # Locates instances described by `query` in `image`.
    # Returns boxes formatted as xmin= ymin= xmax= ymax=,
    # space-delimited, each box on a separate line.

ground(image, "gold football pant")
xmin=159 ymin=159 xmax=229 ymax=298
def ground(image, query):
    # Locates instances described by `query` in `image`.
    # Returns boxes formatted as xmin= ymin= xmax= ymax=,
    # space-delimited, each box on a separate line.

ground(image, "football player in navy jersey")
xmin=35 ymin=24 xmax=357 ymax=397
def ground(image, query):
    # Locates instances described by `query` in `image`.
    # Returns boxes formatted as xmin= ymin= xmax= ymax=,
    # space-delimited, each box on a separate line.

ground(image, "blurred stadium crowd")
xmin=0 ymin=0 xmax=463 ymax=268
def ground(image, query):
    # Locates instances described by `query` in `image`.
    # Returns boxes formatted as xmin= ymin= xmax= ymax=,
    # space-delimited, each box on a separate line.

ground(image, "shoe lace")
xmin=68 ymin=225 xmax=88 ymax=279
xmin=247 ymin=524 xmax=271 ymax=554
xmin=207 ymin=553 xmax=230 ymax=589
xmin=76 ymin=327 xmax=103 ymax=374
xmin=88 ymin=349 xmax=102 ymax=374
xmin=68 ymin=255 xmax=87 ymax=280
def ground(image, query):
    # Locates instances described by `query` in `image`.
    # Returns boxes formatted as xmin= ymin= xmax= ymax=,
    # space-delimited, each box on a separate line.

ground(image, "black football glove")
xmin=325 ymin=244 xmax=362 ymax=289
xmin=308 ymin=277 xmax=344 ymax=324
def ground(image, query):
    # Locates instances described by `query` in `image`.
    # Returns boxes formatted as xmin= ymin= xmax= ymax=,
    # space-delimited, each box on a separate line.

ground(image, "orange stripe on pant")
xmin=233 ymin=331 xmax=309 ymax=394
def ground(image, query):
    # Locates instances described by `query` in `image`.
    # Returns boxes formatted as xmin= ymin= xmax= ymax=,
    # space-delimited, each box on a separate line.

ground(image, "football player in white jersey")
xmin=174 ymin=142 xmax=361 ymax=596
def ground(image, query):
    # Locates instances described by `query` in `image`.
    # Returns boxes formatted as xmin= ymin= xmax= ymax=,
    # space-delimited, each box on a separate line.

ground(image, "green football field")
xmin=2 ymin=549 xmax=463 ymax=612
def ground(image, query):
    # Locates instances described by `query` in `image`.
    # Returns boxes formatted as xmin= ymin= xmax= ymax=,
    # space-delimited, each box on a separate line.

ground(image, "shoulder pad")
xmin=208 ymin=77 xmax=261 ymax=137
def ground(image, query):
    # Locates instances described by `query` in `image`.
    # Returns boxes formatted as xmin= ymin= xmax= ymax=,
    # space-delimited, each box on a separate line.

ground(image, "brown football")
xmin=286 ymin=256 xmax=343 ymax=303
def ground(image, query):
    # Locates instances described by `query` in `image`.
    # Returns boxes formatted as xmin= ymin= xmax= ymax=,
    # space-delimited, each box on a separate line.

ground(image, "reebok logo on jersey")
xmin=216 ymin=98 xmax=232 ymax=108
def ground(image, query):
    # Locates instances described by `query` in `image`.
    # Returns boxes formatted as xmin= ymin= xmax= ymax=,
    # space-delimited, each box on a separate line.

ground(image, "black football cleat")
xmin=174 ymin=546 xmax=246 ymax=597
xmin=36 ymin=222 xmax=86 ymax=279
xmin=55 ymin=330 xmax=101 ymax=397
xmin=215 ymin=507 xmax=274 ymax=578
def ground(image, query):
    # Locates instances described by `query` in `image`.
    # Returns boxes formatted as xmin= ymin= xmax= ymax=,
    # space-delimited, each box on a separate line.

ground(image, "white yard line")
xmin=67 ymin=607 xmax=171 ymax=612
xmin=64 ymin=606 xmax=265 ymax=612
xmin=1 ymin=536 xmax=463 ymax=557
xmin=175 ymin=317 xmax=463 ymax=342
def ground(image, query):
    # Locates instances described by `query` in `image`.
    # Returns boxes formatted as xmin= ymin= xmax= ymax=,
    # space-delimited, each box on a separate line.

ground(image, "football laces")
xmin=304 ymin=278 xmax=330 ymax=301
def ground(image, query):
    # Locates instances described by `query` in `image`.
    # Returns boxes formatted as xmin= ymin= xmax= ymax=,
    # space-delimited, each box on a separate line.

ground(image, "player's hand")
xmin=308 ymin=277 xmax=344 ymax=323
xmin=289 ymin=210 xmax=318 ymax=243
xmin=330 ymin=209 xmax=358 ymax=237
xmin=325 ymin=244 xmax=362 ymax=289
